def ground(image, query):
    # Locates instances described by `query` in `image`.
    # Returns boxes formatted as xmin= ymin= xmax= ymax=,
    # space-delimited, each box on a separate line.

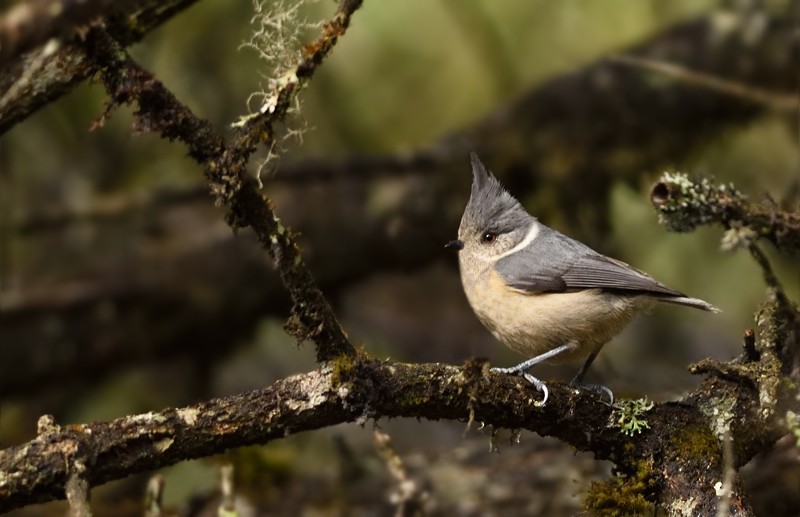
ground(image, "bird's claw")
xmin=491 ymin=366 xmax=549 ymax=405
xmin=570 ymin=381 xmax=614 ymax=405
xmin=523 ymin=372 xmax=549 ymax=405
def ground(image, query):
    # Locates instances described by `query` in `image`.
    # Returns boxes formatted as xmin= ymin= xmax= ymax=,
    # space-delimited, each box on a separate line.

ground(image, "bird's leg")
xmin=491 ymin=343 xmax=577 ymax=405
xmin=570 ymin=348 xmax=614 ymax=405
xmin=570 ymin=347 xmax=599 ymax=384
xmin=492 ymin=343 xmax=577 ymax=375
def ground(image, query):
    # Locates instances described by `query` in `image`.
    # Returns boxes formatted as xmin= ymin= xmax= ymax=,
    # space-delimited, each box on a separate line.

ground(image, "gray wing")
xmin=495 ymin=228 xmax=684 ymax=297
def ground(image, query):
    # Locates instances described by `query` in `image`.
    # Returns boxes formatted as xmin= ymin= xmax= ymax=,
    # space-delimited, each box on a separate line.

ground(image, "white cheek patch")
xmin=496 ymin=222 xmax=539 ymax=259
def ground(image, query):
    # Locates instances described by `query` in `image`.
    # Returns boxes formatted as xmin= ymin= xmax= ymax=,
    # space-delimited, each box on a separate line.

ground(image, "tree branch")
xmin=0 ymin=365 xmax=355 ymax=511
xmin=449 ymin=9 xmax=800 ymax=238
xmin=651 ymin=173 xmax=800 ymax=255
xmin=81 ymin=0 xmax=364 ymax=363
xmin=0 ymin=0 xmax=199 ymax=135
xmin=609 ymin=54 xmax=798 ymax=112
xmin=3 ymin=5 xmax=800 ymax=514
xmin=2 ymin=285 xmax=797 ymax=513
xmin=0 ymin=0 xmax=141 ymax=66
xmin=5 ymin=8 xmax=800 ymax=399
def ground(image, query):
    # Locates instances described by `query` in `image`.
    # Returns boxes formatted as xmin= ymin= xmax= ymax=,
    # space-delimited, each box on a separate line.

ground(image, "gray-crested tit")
xmin=446 ymin=153 xmax=719 ymax=404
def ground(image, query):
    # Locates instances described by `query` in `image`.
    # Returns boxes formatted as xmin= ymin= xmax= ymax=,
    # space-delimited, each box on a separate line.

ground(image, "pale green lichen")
xmin=241 ymin=0 xmax=316 ymax=85
xmin=235 ymin=0 xmax=317 ymax=172
xmin=720 ymin=224 xmax=758 ymax=252
xmin=759 ymin=384 xmax=778 ymax=419
xmin=653 ymin=172 xmax=744 ymax=233
xmin=615 ymin=398 xmax=654 ymax=437
xmin=699 ymin=394 xmax=735 ymax=441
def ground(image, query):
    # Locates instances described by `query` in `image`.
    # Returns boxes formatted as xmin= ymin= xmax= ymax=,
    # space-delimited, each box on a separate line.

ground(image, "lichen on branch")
xmin=651 ymin=172 xmax=800 ymax=254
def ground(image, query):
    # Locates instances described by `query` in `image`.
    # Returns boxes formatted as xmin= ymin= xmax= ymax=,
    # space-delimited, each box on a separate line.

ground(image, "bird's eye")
xmin=481 ymin=232 xmax=497 ymax=244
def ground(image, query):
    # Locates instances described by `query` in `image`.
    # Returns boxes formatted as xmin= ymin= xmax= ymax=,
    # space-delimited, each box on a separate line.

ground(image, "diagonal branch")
xmin=609 ymin=54 xmax=798 ymax=112
xmin=0 ymin=0 xmax=199 ymax=135
xmin=3 ymin=4 xmax=800 ymax=514
xmin=0 ymin=0 xmax=141 ymax=66
xmin=82 ymin=1 xmax=362 ymax=362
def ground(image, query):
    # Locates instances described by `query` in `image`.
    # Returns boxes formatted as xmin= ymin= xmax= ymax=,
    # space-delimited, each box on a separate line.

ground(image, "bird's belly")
xmin=464 ymin=272 xmax=652 ymax=363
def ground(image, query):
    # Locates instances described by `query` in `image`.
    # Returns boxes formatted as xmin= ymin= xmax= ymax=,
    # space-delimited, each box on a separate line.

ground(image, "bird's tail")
xmin=658 ymin=295 xmax=721 ymax=313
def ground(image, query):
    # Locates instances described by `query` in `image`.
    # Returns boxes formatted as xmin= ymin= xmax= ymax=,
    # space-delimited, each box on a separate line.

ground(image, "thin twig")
xmin=715 ymin=432 xmax=734 ymax=517
xmin=374 ymin=428 xmax=428 ymax=515
xmin=747 ymin=244 xmax=785 ymax=295
xmin=218 ymin=464 xmax=236 ymax=516
xmin=13 ymin=150 xmax=442 ymax=234
xmin=143 ymin=475 xmax=164 ymax=517
xmin=65 ymin=463 xmax=92 ymax=517
xmin=610 ymin=54 xmax=798 ymax=112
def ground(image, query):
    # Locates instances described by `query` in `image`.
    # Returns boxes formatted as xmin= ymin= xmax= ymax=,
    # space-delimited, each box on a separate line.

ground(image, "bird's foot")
xmin=490 ymin=344 xmax=578 ymax=406
xmin=569 ymin=380 xmax=614 ymax=405
xmin=491 ymin=366 xmax=549 ymax=405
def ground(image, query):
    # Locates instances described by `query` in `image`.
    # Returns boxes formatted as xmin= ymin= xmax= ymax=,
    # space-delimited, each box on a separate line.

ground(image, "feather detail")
xmin=657 ymin=296 xmax=721 ymax=313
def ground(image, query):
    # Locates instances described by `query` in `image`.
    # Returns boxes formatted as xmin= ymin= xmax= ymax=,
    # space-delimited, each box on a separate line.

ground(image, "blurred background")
xmin=1 ymin=0 xmax=800 ymax=515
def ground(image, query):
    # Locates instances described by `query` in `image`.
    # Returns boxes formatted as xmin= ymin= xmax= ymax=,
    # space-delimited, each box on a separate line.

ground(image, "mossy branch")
xmin=649 ymin=173 xmax=800 ymax=513
xmin=0 ymin=0 xmax=200 ymax=135
xmin=2 ymin=290 xmax=797 ymax=514
xmin=81 ymin=0 xmax=363 ymax=363
xmin=3 ymin=4 xmax=800 ymax=515
xmin=651 ymin=173 xmax=800 ymax=255
xmin=0 ymin=0 xmax=143 ymax=66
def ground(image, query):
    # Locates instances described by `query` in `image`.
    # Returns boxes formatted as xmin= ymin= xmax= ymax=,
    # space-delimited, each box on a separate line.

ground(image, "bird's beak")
xmin=445 ymin=239 xmax=464 ymax=251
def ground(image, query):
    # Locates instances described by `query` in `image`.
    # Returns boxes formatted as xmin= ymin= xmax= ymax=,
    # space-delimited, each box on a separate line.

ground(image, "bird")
xmin=445 ymin=153 xmax=719 ymax=404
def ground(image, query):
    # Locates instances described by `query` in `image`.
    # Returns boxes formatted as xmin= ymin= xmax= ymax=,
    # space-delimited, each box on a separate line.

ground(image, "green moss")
xmin=585 ymin=459 xmax=656 ymax=516
xmin=329 ymin=348 xmax=366 ymax=387
xmin=398 ymin=387 xmax=432 ymax=407
xmin=667 ymin=422 xmax=719 ymax=461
